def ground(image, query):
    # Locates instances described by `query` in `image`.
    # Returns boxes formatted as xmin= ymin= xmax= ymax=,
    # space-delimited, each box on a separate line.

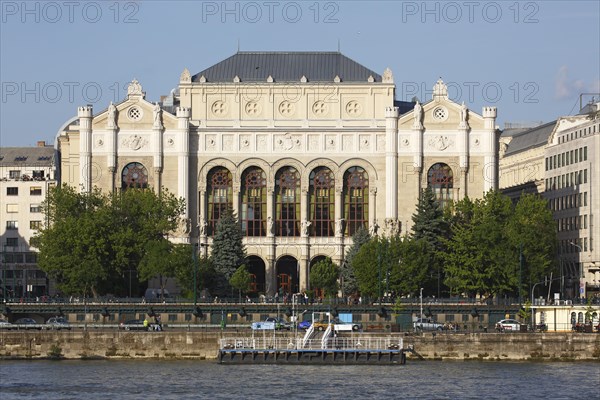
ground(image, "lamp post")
xmin=568 ymin=241 xmax=583 ymax=299
xmin=420 ymin=287 xmax=424 ymax=320
xmin=192 ymin=243 xmax=198 ymax=306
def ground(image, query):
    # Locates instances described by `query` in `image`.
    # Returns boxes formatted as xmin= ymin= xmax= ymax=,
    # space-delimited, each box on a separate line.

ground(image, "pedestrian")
xmin=143 ymin=316 xmax=150 ymax=331
xmin=154 ymin=315 xmax=162 ymax=331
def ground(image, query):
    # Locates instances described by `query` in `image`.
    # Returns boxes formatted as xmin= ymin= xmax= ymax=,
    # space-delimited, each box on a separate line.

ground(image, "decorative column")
xmin=78 ymin=105 xmax=93 ymax=193
xmin=106 ymin=102 xmax=118 ymax=192
xmin=385 ymin=106 xmax=399 ymax=220
xmin=411 ymin=103 xmax=424 ymax=197
xmin=232 ymin=183 xmax=241 ymax=217
xmin=153 ymin=102 xmax=165 ymax=192
xmin=176 ymin=107 xmax=190 ymax=216
xmin=335 ymin=185 xmax=344 ymax=238
xmin=458 ymin=102 xmax=470 ymax=197
xmin=266 ymin=187 xmax=276 ymax=296
xmin=482 ymin=106 xmax=498 ymax=192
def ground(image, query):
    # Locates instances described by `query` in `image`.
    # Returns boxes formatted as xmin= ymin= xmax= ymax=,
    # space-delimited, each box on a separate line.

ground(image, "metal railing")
xmin=219 ymin=336 xmax=404 ymax=351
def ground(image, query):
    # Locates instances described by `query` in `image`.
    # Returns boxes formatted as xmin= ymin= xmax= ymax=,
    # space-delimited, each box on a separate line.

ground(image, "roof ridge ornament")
xmin=382 ymin=68 xmax=393 ymax=83
xmin=334 ymin=75 xmax=341 ymax=83
xmin=267 ymin=75 xmax=274 ymax=83
xmin=127 ymin=79 xmax=145 ymax=100
xmin=432 ymin=77 xmax=448 ymax=100
xmin=199 ymin=75 xmax=207 ymax=83
xmin=180 ymin=68 xmax=191 ymax=83
xmin=300 ymin=75 xmax=308 ymax=83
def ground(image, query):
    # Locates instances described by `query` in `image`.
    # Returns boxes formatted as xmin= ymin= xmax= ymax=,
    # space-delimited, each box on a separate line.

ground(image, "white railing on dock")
xmin=220 ymin=336 xmax=403 ymax=351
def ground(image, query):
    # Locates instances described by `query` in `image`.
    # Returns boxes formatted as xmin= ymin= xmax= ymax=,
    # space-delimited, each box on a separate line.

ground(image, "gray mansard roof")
xmin=503 ymin=121 xmax=556 ymax=156
xmin=0 ymin=146 xmax=55 ymax=167
xmin=192 ymin=51 xmax=382 ymax=83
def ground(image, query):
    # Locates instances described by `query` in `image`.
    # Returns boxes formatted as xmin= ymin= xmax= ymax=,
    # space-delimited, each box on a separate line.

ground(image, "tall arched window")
xmin=241 ymin=167 xmax=266 ymax=237
xmin=344 ymin=166 xmax=368 ymax=236
xmin=428 ymin=163 xmax=453 ymax=208
xmin=275 ymin=167 xmax=300 ymax=237
xmin=310 ymin=167 xmax=335 ymax=237
xmin=207 ymin=167 xmax=232 ymax=235
xmin=121 ymin=162 xmax=148 ymax=190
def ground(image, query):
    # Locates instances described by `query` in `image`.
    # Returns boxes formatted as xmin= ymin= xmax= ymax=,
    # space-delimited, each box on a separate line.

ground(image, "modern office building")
xmin=55 ymin=51 xmax=499 ymax=296
xmin=0 ymin=142 xmax=57 ymax=298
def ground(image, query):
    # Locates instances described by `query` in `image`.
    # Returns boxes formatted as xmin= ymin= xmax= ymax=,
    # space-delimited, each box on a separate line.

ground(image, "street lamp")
xmin=420 ymin=288 xmax=424 ymax=320
xmin=568 ymin=241 xmax=584 ymax=299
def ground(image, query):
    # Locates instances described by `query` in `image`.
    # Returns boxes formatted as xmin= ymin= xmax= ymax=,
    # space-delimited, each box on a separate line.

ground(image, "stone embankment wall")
xmin=0 ymin=331 xmax=598 ymax=361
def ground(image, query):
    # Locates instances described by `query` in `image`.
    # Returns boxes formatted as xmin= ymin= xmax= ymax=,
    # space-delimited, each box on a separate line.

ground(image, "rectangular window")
xmin=584 ymin=238 xmax=588 ymax=252
xmin=570 ymin=150 xmax=574 ymax=164
xmin=6 ymin=187 xmax=18 ymax=196
xmin=30 ymin=204 xmax=41 ymax=213
xmin=6 ymin=237 xmax=18 ymax=247
xmin=30 ymin=221 xmax=42 ymax=230
xmin=583 ymin=146 xmax=587 ymax=161
xmin=168 ymin=314 xmax=178 ymax=322
xmin=584 ymin=215 xmax=588 ymax=229
xmin=6 ymin=221 xmax=18 ymax=230
xmin=9 ymin=170 xmax=21 ymax=179
xmin=25 ymin=253 xmax=38 ymax=263
xmin=6 ymin=204 xmax=18 ymax=213
xmin=584 ymin=192 xmax=587 ymax=206
xmin=584 ymin=169 xmax=587 ymax=184
xmin=30 ymin=186 xmax=42 ymax=196
xmin=545 ymin=158 xmax=548 ymax=171
xmin=561 ymin=153 xmax=565 ymax=166
xmin=32 ymin=170 xmax=44 ymax=179
xmin=575 ymin=149 xmax=579 ymax=163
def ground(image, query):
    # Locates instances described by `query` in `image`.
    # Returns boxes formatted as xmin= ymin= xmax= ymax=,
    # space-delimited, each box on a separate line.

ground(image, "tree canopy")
xmin=34 ymin=185 xmax=185 ymax=297
xmin=309 ymin=257 xmax=339 ymax=298
xmin=210 ymin=210 xmax=247 ymax=296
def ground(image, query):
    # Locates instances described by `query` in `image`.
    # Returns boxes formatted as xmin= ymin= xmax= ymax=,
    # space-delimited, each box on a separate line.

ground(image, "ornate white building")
xmin=56 ymin=52 xmax=498 ymax=296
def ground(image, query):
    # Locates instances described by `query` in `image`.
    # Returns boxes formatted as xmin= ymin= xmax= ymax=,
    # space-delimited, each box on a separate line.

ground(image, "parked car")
xmin=119 ymin=319 xmax=148 ymax=331
xmin=298 ymin=320 xmax=312 ymax=330
xmin=495 ymin=319 xmax=524 ymax=332
xmin=313 ymin=318 xmax=362 ymax=332
xmin=14 ymin=317 xmax=41 ymax=330
xmin=45 ymin=317 xmax=71 ymax=330
xmin=0 ymin=319 xmax=13 ymax=329
xmin=265 ymin=317 xmax=292 ymax=330
xmin=413 ymin=317 xmax=445 ymax=331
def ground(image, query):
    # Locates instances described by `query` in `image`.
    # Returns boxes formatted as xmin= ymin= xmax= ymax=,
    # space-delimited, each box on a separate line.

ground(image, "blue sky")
xmin=1 ymin=0 xmax=598 ymax=147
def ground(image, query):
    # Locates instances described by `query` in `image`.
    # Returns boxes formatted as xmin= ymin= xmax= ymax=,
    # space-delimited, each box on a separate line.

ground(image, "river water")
xmin=0 ymin=360 xmax=597 ymax=399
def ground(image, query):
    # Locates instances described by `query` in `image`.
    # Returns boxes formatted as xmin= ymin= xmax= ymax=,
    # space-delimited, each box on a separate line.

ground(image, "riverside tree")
xmin=341 ymin=227 xmax=371 ymax=296
xmin=309 ymin=257 xmax=340 ymax=298
xmin=210 ymin=210 xmax=247 ymax=296
xmin=33 ymin=184 xmax=185 ymax=297
xmin=229 ymin=264 xmax=252 ymax=302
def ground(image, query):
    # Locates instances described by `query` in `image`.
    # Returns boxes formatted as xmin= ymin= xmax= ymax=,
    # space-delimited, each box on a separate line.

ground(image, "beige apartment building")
xmin=55 ymin=52 xmax=499 ymax=296
xmin=0 ymin=142 xmax=56 ymax=298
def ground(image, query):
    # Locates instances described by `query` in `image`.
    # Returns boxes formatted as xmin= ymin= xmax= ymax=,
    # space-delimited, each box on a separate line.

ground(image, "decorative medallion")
xmin=211 ymin=101 xmax=227 ymax=116
xmin=245 ymin=101 xmax=260 ymax=116
xmin=428 ymin=135 xmax=453 ymax=151
xmin=123 ymin=134 xmax=148 ymax=151
xmin=346 ymin=100 xmax=362 ymax=116
xmin=278 ymin=101 xmax=294 ymax=116
xmin=312 ymin=100 xmax=327 ymax=116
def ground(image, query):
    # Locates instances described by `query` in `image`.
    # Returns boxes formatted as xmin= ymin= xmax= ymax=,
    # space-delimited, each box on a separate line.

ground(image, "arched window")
xmin=310 ymin=167 xmax=335 ymax=237
xmin=207 ymin=167 xmax=232 ymax=236
xmin=121 ymin=162 xmax=148 ymax=190
xmin=344 ymin=167 xmax=368 ymax=236
xmin=428 ymin=163 xmax=453 ymax=208
xmin=241 ymin=167 xmax=266 ymax=237
xmin=275 ymin=167 xmax=300 ymax=237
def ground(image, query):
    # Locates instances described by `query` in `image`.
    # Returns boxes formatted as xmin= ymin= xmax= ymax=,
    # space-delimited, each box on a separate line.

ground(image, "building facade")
xmin=56 ymin=52 xmax=498 ymax=296
xmin=499 ymin=103 xmax=600 ymax=299
xmin=0 ymin=142 xmax=57 ymax=298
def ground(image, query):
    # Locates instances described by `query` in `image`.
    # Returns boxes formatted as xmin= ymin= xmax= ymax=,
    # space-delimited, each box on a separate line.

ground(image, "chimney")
xmin=37 ymin=141 xmax=46 ymax=147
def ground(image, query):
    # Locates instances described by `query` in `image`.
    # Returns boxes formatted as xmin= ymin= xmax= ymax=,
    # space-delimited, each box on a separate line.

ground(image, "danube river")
xmin=0 ymin=360 xmax=597 ymax=399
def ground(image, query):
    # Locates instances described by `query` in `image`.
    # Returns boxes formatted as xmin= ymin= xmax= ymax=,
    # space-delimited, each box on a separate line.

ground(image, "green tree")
xmin=443 ymin=191 xmax=516 ymax=298
xmin=210 ymin=210 xmax=247 ymax=296
xmin=229 ymin=264 xmax=252 ymax=302
xmin=342 ymin=227 xmax=371 ymax=296
xmin=34 ymin=185 xmax=185 ymax=297
xmin=506 ymin=193 xmax=557 ymax=296
xmin=309 ymin=257 xmax=339 ymax=298
xmin=353 ymin=237 xmax=400 ymax=300
xmin=410 ymin=187 xmax=449 ymax=296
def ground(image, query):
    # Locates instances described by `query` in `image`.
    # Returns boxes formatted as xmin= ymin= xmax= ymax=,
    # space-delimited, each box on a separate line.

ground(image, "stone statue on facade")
xmin=459 ymin=101 xmax=469 ymax=128
xmin=107 ymin=102 xmax=117 ymax=129
xmin=198 ymin=218 xmax=207 ymax=237
xmin=267 ymin=216 xmax=274 ymax=235
xmin=335 ymin=219 xmax=345 ymax=236
xmin=301 ymin=220 xmax=312 ymax=237
xmin=177 ymin=217 xmax=191 ymax=235
xmin=153 ymin=102 xmax=163 ymax=129
xmin=369 ymin=219 xmax=379 ymax=236
xmin=413 ymin=101 xmax=423 ymax=129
